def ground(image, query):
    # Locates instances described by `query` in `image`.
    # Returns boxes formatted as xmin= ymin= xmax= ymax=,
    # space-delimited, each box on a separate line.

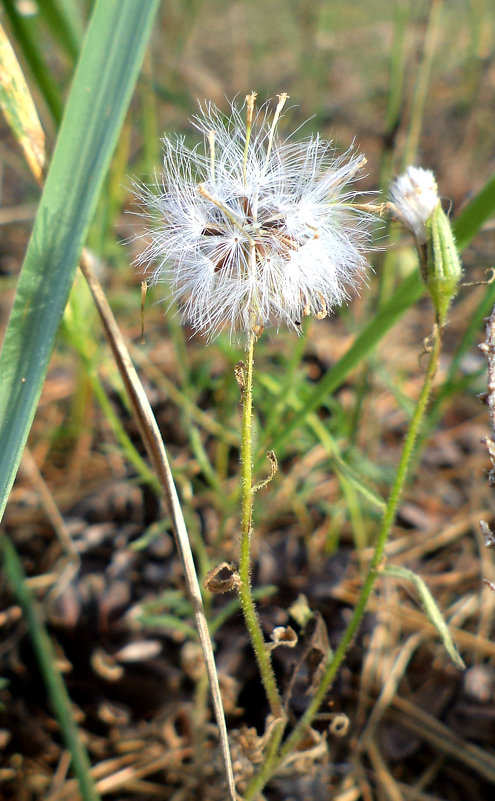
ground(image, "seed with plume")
xmin=134 ymin=93 xmax=375 ymax=339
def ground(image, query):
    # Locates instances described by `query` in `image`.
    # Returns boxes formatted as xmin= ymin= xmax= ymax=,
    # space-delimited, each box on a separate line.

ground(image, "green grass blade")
xmin=264 ymin=270 xmax=425 ymax=457
xmin=0 ymin=536 xmax=100 ymax=801
xmin=454 ymin=172 xmax=495 ymax=252
xmin=1 ymin=0 xmax=63 ymax=122
xmin=0 ymin=0 xmax=160 ymax=524
xmin=401 ymin=0 xmax=442 ymax=168
xmin=257 ymin=371 xmax=385 ymax=512
xmin=0 ymin=21 xmax=46 ymax=180
xmin=306 ymin=415 xmax=386 ymax=512
xmin=385 ymin=2 xmax=410 ymax=137
xmin=265 ymin=165 xmax=493 ymax=460
xmin=37 ymin=0 xmax=85 ymax=62
xmin=383 ymin=564 xmax=465 ymax=669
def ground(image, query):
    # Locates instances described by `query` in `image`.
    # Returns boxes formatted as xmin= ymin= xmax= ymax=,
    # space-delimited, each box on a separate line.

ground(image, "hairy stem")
xmin=245 ymin=325 xmax=442 ymax=799
xmin=237 ymin=333 xmax=283 ymax=719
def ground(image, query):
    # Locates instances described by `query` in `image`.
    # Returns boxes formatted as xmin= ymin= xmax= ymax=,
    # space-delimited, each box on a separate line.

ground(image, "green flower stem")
xmin=238 ymin=333 xmax=283 ymax=719
xmin=0 ymin=535 xmax=100 ymax=801
xmin=245 ymin=326 xmax=442 ymax=799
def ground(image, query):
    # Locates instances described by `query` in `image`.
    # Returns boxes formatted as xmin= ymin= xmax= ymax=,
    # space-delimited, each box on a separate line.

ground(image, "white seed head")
xmin=133 ymin=96 xmax=375 ymax=339
xmin=389 ymin=166 xmax=439 ymax=244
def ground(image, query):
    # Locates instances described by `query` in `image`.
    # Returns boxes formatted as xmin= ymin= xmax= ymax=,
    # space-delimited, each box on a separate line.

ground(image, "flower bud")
xmin=389 ymin=167 xmax=462 ymax=325
xmin=389 ymin=166 xmax=439 ymax=245
xmin=424 ymin=202 xmax=462 ymax=325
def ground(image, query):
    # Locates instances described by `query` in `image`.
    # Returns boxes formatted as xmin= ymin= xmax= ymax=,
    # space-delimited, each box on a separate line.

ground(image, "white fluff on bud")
xmin=134 ymin=95 xmax=374 ymax=339
xmin=389 ymin=166 xmax=439 ymax=244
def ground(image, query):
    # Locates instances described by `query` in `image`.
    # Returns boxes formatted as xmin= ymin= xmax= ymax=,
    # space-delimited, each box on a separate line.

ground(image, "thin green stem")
xmin=245 ymin=326 xmax=442 ymax=799
xmin=237 ymin=334 xmax=283 ymax=719
xmin=402 ymin=0 xmax=443 ymax=168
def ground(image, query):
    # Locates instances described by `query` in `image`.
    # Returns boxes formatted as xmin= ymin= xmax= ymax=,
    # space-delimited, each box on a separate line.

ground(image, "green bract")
xmin=425 ymin=202 xmax=462 ymax=325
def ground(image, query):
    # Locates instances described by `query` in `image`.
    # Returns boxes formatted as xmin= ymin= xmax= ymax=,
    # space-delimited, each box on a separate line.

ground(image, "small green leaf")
xmin=383 ymin=563 xmax=465 ymax=669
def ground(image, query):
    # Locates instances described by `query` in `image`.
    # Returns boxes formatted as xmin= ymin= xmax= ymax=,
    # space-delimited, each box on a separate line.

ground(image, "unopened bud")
xmin=389 ymin=167 xmax=461 ymax=325
xmin=424 ymin=203 xmax=462 ymax=325
xmin=389 ymin=166 xmax=439 ymax=245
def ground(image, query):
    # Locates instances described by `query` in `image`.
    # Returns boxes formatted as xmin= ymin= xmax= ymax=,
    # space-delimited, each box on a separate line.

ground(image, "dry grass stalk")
xmin=79 ymin=252 xmax=237 ymax=801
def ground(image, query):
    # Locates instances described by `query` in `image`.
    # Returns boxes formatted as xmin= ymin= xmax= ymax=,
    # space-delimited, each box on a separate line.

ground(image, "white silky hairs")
xmin=134 ymin=94 xmax=375 ymax=339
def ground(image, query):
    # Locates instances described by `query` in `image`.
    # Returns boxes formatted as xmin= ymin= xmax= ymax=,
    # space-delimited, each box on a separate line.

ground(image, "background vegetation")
xmin=1 ymin=0 xmax=495 ymax=799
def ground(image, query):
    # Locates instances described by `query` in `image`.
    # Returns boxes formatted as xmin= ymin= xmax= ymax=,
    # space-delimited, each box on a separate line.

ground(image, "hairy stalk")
xmin=237 ymin=333 xmax=283 ymax=719
xmin=245 ymin=326 xmax=442 ymax=799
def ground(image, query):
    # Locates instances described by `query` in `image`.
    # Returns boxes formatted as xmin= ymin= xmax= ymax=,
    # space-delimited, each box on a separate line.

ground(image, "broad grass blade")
xmin=0 ymin=0 xmax=160 ymax=523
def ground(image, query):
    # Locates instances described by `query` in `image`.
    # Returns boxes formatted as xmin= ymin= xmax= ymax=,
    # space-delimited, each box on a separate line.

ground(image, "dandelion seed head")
xmin=133 ymin=95 xmax=375 ymax=339
xmin=389 ymin=166 xmax=439 ymax=244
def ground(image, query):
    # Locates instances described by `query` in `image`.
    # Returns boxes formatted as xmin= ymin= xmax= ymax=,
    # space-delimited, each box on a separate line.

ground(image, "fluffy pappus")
xmin=134 ymin=93 xmax=375 ymax=339
xmin=389 ymin=166 xmax=440 ymax=245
